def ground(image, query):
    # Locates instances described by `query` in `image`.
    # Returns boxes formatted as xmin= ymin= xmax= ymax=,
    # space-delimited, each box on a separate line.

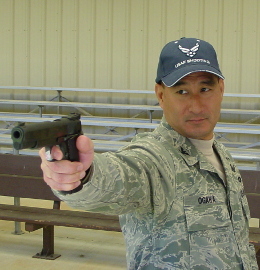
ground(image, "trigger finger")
xmin=46 ymin=145 xmax=63 ymax=161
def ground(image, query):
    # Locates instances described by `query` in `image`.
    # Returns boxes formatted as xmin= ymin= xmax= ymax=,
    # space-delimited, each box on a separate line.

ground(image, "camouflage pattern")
xmin=54 ymin=117 xmax=258 ymax=270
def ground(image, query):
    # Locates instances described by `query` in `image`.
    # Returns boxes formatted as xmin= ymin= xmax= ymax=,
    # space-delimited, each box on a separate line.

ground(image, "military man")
xmin=40 ymin=38 xmax=258 ymax=269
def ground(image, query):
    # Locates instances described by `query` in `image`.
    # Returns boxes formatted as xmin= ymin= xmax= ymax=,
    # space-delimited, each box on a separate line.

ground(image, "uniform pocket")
xmin=184 ymin=194 xmax=243 ymax=269
xmin=184 ymin=194 xmax=230 ymax=232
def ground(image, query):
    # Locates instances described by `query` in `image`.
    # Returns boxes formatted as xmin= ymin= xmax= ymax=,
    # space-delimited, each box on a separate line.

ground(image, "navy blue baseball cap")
xmin=156 ymin=37 xmax=224 ymax=87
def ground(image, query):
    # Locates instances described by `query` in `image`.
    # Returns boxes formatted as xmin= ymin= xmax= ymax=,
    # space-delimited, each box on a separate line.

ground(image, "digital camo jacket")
xmin=54 ymin=117 xmax=257 ymax=270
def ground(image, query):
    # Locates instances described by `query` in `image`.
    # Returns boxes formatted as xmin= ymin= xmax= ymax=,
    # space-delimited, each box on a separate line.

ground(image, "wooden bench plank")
xmin=241 ymin=171 xmax=260 ymax=218
xmin=0 ymin=204 xmax=120 ymax=231
xmin=0 ymin=153 xmax=42 ymax=176
xmin=241 ymin=169 xmax=260 ymax=266
xmin=0 ymin=175 xmax=59 ymax=201
xmin=246 ymin=195 xmax=260 ymax=219
xmin=240 ymin=170 xmax=260 ymax=193
xmin=0 ymin=153 xmax=121 ymax=259
xmin=1 ymin=145 xmax=260 ymax=170
xmin=250 ymin=228 xmax=260 ymax=246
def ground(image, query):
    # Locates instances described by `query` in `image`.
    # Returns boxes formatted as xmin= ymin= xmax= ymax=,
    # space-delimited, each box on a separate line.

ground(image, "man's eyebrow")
xmin=173 ymin=80 xmax=186 ymax=87
xmin=172 ymin=76 xmax=218 ymax=87
xmin=201 ymin=78 xmax=217 ymax=86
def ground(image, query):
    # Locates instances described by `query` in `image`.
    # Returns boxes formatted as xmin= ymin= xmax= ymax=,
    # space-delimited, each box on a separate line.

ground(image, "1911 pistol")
xmin=11 ymin=113 xmax=82 ymax=161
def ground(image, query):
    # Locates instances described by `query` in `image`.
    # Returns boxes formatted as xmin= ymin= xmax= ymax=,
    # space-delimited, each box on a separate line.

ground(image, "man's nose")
xmin=188 ymin=95 xmax=204 ymax=114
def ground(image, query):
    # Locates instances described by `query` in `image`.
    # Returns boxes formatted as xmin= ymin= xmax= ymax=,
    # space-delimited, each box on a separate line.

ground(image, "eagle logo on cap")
xmin=178 ymin=42 xmax=199 ymax=57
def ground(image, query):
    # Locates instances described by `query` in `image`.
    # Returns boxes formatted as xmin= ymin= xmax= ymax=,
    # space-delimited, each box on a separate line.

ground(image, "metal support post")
xmin=57 ymin=90 xmax=62 ymax=114
xmin=12 ymin=149 xmax=23 ymax=235
xmin=13 ymin=197 xmax=23 ymax=235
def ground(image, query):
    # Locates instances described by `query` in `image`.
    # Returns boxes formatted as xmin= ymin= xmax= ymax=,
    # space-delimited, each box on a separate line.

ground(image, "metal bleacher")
xmin=0 ymin=86 xmax=260 ymax=170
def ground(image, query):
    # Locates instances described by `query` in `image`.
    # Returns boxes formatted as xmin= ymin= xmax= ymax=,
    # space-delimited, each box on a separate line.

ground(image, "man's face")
xmin=155 ymin=72 xmax=224 ymax=140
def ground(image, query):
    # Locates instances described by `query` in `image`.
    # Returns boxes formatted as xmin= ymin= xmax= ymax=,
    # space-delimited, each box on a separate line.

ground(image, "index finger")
xmin=39 ymin=147 xmax=83 ymax=174
xmin=39 ymin=146 xmax=63 ymax=161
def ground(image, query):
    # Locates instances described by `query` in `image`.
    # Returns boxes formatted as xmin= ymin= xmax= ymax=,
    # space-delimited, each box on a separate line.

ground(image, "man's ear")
xmin=219 ymin=79 xmax=225 ymax=98
xmin=155 ymin=83 xmax=164 ymax=108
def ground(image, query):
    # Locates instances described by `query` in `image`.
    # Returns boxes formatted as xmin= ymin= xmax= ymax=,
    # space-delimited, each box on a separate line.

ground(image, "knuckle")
xmin=53 ymin=173 xmax=65 ymax=183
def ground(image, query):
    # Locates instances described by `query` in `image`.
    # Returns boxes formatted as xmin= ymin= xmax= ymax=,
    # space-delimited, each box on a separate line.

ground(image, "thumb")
xmin=76 ymin=135 xmax=94 ymax=170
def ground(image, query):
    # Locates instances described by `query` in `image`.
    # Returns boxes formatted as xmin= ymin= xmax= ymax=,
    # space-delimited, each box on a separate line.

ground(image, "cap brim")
xmin=161 ymin=64 xmax=225 ymax=87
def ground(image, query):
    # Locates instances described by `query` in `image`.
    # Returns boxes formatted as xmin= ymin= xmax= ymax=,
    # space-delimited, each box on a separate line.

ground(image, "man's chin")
xmin=184 ymin=128 xmax=213 ymax=140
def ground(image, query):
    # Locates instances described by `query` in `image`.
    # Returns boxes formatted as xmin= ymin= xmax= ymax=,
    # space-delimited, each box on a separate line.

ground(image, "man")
xmin=40 ymin=38 xmax=258 ymax=269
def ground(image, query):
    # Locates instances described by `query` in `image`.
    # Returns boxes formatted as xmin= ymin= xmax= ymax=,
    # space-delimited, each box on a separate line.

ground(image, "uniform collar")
xmin=156 ymin=117 xmax=242 ymax=190
xmin=156 ymin=117 xmax=196 ymax=163
xmin=154 ymin=118 xmax=244 ymax=192
xmin=156 ymin=117 xmax=218 ymax=173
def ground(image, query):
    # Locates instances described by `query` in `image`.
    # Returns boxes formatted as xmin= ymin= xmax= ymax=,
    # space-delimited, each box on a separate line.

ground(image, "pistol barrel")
xmin=11 ymin=113 xmax=82 ymax=151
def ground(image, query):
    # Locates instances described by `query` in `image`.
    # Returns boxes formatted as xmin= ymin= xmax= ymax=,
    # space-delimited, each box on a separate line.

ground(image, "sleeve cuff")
xmin=58 ymin=164 xmax=94 ymax=195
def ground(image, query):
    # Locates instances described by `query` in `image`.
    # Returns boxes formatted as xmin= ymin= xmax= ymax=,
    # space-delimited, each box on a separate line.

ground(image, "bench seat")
xmin=0 ymin=203 xmax=120 ymax=231
xmin=0 ymin=203 xmax=120 ymax=259
xmin=0 ymin=153 xmax=121 ymax=259
xmin=250 ymin=228 xmax=260 ymax=246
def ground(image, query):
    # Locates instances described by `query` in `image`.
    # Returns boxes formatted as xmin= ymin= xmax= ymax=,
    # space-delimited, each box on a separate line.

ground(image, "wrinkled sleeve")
xmin=52 ymin=147 xmax=160 ymax=215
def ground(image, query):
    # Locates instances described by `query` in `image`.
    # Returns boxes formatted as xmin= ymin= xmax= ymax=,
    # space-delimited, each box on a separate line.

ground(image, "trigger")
xmin=45 ymin=146 xmax=55 ymax=161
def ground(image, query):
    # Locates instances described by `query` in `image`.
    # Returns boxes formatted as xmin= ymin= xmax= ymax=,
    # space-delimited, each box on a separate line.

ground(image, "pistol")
xmin=11 ymin=113 xmax=82 ymax=161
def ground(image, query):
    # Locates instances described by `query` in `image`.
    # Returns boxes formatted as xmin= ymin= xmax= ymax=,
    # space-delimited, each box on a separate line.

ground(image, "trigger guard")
xmin=45 ymin=146 xmax=55 ymax=161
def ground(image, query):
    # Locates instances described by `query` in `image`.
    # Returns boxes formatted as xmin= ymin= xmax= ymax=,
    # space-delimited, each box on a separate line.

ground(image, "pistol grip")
xmin=65 ymin=134 xmax=80 ymax=162
xmin=45 ymin=135 xmax=79 ymax=162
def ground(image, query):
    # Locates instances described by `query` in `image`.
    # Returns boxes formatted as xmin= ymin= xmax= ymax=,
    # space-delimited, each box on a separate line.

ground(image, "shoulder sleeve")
xmin=53 ymin=135 xmax=176 ymax=216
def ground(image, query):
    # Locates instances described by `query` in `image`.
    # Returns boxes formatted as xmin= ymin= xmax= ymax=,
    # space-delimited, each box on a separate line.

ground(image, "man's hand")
xmin=39 ymin=135 xmax=94 ymax=191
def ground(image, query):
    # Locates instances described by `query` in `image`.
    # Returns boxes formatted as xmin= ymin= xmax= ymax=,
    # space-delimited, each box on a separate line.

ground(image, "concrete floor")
xmin=0 ymin=197 xmax=127 ymax=270
xmin=0 ymin=197 xmax=259 ymax=270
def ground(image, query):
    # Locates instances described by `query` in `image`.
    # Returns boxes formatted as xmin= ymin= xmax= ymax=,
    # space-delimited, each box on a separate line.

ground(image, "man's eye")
xmin=176 ymin=90 xmax=188 ymax=95
xmin=201 ymin=88 xmax=210 ymax=92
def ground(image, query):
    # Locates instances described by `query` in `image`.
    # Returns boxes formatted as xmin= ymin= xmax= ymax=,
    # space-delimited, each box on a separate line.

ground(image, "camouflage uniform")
xmin=54 ymin=117 xmax=258 ymax=270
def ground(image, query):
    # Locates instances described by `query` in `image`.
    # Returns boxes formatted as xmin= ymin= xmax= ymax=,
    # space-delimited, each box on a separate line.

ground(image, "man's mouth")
xmin=187 ymin=118 xmax=207 ymax=124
